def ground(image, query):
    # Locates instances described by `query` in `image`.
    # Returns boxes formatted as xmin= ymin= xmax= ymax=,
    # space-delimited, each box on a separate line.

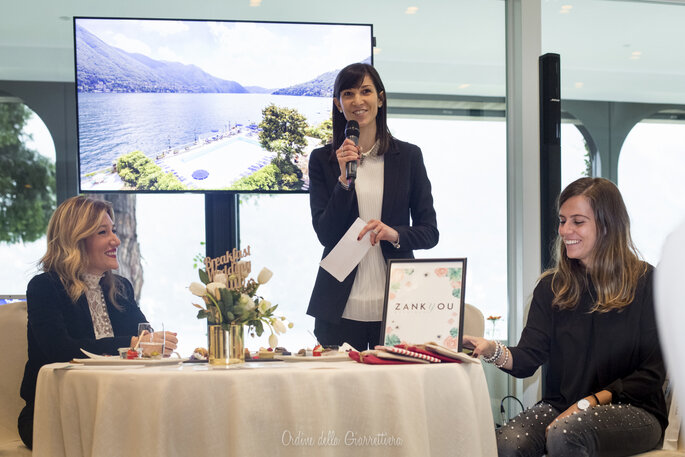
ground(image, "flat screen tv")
xmin=73 ymin=17 xmax=373 ymax=193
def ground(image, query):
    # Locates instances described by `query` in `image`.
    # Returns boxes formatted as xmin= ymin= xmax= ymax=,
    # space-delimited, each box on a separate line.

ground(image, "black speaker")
xmin=539 ymin=53 xmax=561 ymax=270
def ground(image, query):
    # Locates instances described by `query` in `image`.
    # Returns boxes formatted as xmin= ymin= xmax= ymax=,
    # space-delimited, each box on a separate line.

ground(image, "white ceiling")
xmin=1 ymin=0 xmax=684 ymax=105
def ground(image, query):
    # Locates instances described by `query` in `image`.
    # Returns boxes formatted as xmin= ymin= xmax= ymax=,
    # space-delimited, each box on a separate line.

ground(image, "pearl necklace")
xmin=359 ymin=140 xmax=380 ymax=166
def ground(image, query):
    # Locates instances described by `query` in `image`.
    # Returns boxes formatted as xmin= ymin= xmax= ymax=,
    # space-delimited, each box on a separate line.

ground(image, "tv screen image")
xmin=74 ymin=18 xmax=373 ymax=193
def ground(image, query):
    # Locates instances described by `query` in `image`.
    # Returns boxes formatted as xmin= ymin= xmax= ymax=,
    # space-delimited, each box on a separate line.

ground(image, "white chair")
xmin=463 ymin=303 xmax=485 ymax=338
xmin=0 ymin=301 xmax=32 ymax=456
xmin=635 ymin=390 xmax=684 ymax=456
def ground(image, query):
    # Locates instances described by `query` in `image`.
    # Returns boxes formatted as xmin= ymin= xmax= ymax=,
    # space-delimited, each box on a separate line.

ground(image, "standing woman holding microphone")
xmin=307 ymin=62 xmax=439 ymax=351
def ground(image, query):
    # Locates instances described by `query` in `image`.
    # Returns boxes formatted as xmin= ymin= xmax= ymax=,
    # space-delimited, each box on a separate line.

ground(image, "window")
xmin=388 ymin=117 xmax=508 ymax=339
xmin=0 ymin=106 xmax=55 ymax=294
xmin=618 ymin=120 xmax=685 ymax=265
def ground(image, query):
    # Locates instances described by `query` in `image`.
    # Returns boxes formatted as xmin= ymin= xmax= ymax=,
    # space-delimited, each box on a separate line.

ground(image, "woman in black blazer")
xmin=18 ymin=196 xmax=178 ymax=449
xmin=307 ymin=63 xmax=439 ymax=350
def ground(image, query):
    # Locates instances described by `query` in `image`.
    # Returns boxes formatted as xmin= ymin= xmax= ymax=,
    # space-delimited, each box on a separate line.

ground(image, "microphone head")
xmin=345 ymin=120 xmax=360 ymax=139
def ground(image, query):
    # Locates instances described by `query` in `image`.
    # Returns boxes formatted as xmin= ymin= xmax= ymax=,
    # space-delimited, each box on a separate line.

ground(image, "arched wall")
xmin=0 ymin=81 xmax=78 ymax=203
xmin=562 ymin=100 xmax=681 ymax=183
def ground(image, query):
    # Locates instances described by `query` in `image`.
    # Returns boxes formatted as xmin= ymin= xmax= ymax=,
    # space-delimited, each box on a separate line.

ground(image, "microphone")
xmin=344 ymin=120 xmax=360 ymax=181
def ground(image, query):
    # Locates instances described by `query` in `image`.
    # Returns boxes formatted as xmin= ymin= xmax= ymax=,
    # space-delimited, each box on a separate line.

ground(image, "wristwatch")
xmin=577 ymin=398 xmax=591 ymax=411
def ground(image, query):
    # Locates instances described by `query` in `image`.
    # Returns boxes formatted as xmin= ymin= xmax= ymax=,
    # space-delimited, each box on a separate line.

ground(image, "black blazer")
xmin=20 ymin=271 xmax=146 ymax=407
xmin=307 ymin=139 xmax=439 ymax=324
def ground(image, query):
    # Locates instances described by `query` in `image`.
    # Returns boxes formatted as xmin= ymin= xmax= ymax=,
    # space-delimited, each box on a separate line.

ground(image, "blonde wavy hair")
xmin=40 ymin=195 xmax=123 ymax=308
xmin=544 ymin=177 xmax=647 ymax=312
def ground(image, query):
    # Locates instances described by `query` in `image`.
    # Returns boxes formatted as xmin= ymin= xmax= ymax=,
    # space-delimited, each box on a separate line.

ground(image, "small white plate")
xmin=275 ymin=353 xmax=352 ymax=362
xmin=71 ymin=357 xmax=186 ymax=366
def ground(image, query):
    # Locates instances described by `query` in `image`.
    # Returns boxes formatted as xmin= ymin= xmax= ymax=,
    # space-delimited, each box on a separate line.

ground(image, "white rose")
xmin=239 ymin=294 xmax=251 ymax=306
xmin=257 ymin=267 xmax=273 ymax=285
xmin=272 ymin=319 xmax=287 ymax=335
xmin=269 ymin=333 xmax=278 ymax=348
xmin=206 ymin=282 xmax=227 ymax=300
xmin=258 ymin=299 xmax=271 ymax=314
xmin=189 ymin=282 xmax=207 ymax=297
xmin=213 ymin=273 xmax=229 ymax=287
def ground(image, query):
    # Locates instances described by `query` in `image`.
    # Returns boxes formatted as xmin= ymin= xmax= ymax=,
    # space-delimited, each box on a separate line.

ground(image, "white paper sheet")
xmin=319 ymin=217 xmax=372 ymax=282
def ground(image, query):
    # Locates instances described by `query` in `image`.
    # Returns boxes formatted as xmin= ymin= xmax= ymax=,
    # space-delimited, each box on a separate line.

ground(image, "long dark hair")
xmin=331 ymin=63 xmax=393 ymax=159
xmin=544 ymin=177 xmax=646 ymax=312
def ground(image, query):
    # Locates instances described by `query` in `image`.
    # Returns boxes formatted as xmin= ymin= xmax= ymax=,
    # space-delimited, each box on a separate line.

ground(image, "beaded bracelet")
xmin=482 ymin=341 xmax=503 ymax=364
xmin=494 ymin=345 xmax=510 ymax=368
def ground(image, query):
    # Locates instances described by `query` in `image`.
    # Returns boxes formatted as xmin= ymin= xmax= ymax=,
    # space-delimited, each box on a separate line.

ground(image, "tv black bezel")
xmin=72 ymin=16 xmax=374 ymax=194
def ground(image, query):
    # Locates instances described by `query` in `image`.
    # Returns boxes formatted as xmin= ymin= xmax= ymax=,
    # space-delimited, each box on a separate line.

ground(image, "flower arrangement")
xmin=189 ymin=267 xmax=292 ymax=348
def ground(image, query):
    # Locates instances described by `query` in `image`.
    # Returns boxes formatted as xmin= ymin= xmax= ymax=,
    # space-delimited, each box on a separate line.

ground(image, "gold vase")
xmin=208 ymin=323 xmax=245 ymax=365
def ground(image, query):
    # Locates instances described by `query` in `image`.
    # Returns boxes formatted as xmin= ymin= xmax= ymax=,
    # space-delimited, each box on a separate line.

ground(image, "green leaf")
xmin=254 ymin=320 xmax=264 ymax=337
xmin=199 ymin=269 xmax=210 ymax=284
xmin=196 ymin=310 xmax=210 ymax=320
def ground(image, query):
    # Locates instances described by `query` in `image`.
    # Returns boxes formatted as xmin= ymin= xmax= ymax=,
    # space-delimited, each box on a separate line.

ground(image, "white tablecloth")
xmin=34 ymin=359 xmax=496 ymax=457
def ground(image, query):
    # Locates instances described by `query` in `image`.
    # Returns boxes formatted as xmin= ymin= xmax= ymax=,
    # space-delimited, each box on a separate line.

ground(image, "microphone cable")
xmin=498 ymin=395 xmax=524 ymax=427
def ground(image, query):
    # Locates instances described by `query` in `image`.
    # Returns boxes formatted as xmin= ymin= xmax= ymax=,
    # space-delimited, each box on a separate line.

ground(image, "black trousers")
xmin=497 ymin=401 xmax=662 ymax=457
xmin=314 ymin=318 xmax=381 ymax=351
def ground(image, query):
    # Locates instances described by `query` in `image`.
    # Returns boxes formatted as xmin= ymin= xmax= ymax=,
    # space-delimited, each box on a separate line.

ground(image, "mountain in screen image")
xmin=272 ymin=56 xmax=372 ymax=97
xmin=75 ymin=25 xmax=248 ymax=94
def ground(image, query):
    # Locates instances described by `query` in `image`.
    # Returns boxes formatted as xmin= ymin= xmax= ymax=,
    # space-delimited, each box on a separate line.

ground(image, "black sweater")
xmin=20 ymin=271 xmax=146 ymax=408
xmin=506 ymin=264 xmax=668 ymax=434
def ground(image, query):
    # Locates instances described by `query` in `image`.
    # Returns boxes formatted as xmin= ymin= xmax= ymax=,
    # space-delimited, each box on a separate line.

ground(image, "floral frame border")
xmin=380 ymin=258 xmax=467 ymax=351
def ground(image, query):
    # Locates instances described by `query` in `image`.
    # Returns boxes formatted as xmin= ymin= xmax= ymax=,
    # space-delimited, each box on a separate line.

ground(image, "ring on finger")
xmin=372 ymin=229 xmax=379 ymax=235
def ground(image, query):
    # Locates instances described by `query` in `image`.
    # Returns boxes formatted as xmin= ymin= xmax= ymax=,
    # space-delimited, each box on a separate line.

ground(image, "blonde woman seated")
xmin=18 ymin=196 xmax=178 ymax=449
xmin=464 ymin=177 xmax=667 ymax=457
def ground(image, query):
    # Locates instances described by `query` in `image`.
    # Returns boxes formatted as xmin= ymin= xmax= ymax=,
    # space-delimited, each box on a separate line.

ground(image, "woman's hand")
xmin=546 ymin=403 xmax=581 ymax=437
xmin=131 ymin=331 xmax=178 ymax=357
xmin=358 ymin=219 xmax=399 ymax=246
xmin=336 ymin=138 xmax=361 ymax=182
xmin=462 ymin=335 xmax=497 ymax=359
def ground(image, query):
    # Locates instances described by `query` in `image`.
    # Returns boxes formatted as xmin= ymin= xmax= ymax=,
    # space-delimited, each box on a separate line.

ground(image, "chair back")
xmin=463 ymin=303 xmax=485 ymax=338
xmin=0 ymin=301 xmax=28 ymax=442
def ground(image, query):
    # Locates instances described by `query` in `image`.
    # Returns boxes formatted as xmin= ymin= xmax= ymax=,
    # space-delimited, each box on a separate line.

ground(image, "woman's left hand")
xmin=358 ymin=219 xmax=399 ymax=246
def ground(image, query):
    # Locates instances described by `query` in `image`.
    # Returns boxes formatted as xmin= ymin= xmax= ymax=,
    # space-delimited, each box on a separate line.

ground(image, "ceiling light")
xmin=560 ymin=5 xmax=573 ymax=13
xmin=373 ymin=47 xmax=382 ymax=55
xmin=458 ymin=83 xmax=471 ymax=89
xmin=574 ymin=82 xmax=584 ymax=89
xmin=250 ymin=0 xmax=262 ymax=6
xmin=405 ymin=6 xmax=419 ymax=14
xmin=630 ymin=51 xmax=642 ymax=60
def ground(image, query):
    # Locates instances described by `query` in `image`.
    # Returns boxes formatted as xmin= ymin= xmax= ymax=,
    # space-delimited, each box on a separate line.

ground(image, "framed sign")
xmin=380 ymin=258 xmax=467 ymax=351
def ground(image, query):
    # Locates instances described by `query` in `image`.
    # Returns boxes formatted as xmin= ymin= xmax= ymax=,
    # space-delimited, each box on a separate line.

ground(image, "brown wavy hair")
xmin=40 ymin=195 xmax=124 ymax=308
xmin=543 ymin=177 xmax=647 ymax=312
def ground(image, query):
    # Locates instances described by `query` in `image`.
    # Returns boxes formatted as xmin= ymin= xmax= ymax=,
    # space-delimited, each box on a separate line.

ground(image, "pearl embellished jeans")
xmin=497 ymin=401 xmax=662 ymax=457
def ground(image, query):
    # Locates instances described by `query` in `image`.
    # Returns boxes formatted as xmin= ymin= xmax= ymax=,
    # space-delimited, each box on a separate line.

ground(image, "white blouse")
xmin=82 ymin=273 xmax=115 ymax=339
xmin=342 ymin=142 xmax=387 ymax=322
